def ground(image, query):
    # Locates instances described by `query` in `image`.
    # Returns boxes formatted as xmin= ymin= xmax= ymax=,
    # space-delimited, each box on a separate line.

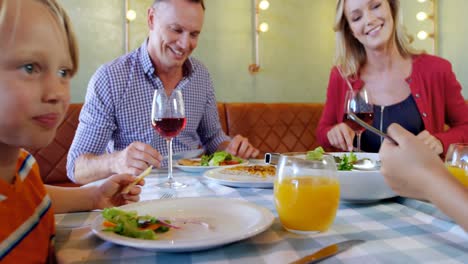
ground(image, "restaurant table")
xmin=55 ymin=169 xmax=468 ymax=264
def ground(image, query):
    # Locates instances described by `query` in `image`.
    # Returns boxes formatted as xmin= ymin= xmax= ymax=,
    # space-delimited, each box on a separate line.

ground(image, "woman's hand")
xmin=326 ymin=123 xmax=355 ymax=151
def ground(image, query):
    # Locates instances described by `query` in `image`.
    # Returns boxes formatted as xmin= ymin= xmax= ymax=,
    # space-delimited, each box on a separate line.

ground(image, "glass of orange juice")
xmin=274 ymin=155 xmax=339 ymax=234
xmin=445 ymin=143 xmax=468 ymax=187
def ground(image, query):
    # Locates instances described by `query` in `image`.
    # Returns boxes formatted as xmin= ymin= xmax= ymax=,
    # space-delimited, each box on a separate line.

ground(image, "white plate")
xmin=170 ymin=149 xmax=204 ymax=160
xmin=174 ymin=159 xmax=249 ymax=173
xmin=91 ymin=197 xmax=274 ymax=252
xmin=203 ymin=165 xmax=275 ymax=188
xmin=291 ymin=152 xmax=396 ymax=202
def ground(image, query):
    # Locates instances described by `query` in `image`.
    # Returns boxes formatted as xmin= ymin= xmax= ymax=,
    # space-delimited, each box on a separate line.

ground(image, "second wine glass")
xmin=151 ymin=89 xmax=187 ymax=189
xmin=343 ymin=89 xmax=374 ymax=152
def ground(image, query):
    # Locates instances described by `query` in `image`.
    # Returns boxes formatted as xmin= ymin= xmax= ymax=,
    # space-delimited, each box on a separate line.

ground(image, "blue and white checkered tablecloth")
xmin=54 ymin=169 xmax=468 ymax=264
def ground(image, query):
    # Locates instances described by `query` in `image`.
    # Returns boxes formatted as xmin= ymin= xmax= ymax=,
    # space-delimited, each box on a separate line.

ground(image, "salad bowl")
xmin=332 ymin=152 xmax=396 ymax=202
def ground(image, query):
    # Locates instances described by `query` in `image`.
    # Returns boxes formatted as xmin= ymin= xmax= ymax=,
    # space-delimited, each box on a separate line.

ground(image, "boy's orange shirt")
xmin=0 ymin=149 xmax=56 ymax=263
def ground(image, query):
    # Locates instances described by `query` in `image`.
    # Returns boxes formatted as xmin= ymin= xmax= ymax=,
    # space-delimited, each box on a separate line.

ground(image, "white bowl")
xmin=283 ymin=152 xmax=396 ymax=203
xmin=332 ymin=152 xmax=397 ymax=202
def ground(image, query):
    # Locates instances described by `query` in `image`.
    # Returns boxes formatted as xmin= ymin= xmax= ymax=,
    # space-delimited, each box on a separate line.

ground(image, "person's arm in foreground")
xmin=46 ymin=174 xmax=143 ymax=213
xmin=379 ymin=124 xmax=468 ymax=231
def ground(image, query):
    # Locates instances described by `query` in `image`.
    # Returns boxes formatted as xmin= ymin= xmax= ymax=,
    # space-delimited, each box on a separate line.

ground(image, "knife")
xmin=290 ymin=239 xmax=364 ymax=264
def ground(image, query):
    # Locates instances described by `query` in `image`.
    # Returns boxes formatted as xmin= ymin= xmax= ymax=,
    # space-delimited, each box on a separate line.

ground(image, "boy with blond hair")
xmin=0 ymin=0 xmax=144 ymax=262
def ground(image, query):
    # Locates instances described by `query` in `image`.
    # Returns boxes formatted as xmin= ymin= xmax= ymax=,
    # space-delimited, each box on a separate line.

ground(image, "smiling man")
xmin=67 ymin=0 xmax=259 ymax=184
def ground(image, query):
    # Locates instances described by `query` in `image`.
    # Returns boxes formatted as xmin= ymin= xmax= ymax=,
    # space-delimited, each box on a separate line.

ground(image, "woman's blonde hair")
xmin=334 ymin=0 xmax=420 ymax=78
xmin=0 ymin=0 xmax=79 ymax=75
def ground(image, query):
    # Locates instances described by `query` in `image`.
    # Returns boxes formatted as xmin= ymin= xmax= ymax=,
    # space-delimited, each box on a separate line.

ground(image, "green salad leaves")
xmin=200 ymin=151 xmax=243 ymax=166
xmin=305 ymin=146 xmax=357 ymax=171
xmin=334 ymin=152 xmax=357 ymax=171
xmin=102 ymin=207 xmax=172 ymax=240
xmin=305 ymin=146 xmax=325 ymax=160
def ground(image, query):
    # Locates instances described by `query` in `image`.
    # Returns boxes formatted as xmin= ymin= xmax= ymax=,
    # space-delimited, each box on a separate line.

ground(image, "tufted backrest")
xmin=217 ymin=102 xmax=227 ymax=133
xmin=224 ymin=103 xmax=325 ymax=154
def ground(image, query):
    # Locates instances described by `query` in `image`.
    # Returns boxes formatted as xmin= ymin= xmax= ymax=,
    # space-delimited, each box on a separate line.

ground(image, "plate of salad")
xmin=91 ymin=197 xmax=274 ymax=252
xmin=174 ymin=151 xmax=248 ymax=173
xmin=300 ymin=147 xmax=397 ymax=203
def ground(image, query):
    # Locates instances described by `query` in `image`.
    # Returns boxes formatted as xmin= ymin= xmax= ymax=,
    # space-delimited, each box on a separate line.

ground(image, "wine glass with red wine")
xmin=151 ymin=89 xmax=187 ymax=188
xmin=343 ymin=89 xmax=374 ymax=152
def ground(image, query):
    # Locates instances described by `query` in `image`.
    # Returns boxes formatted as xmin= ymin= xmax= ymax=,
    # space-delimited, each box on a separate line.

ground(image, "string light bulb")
xmin=417 ymin=30 xmax=429 ymax=40
xmin=416 ymin=11 xmax=428 ymax=21
xmin=259 ymin=22 xmax=269 ymax=33
xmin=249 ymin=0 xmax=271 ymax=74
xmin=414 ymin=0 xmax=438 ymax=55
xmin=126 ymin=9 xmax=136 ymax=21
xmin=259 ymin=0 xmax=270 ymax=10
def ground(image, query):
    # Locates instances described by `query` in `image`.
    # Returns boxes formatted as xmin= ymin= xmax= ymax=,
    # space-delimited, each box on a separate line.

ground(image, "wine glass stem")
xmin=356 ymin=131 xmax=362 ymax=152
xmin=167 ymin=138 xmax=174 ymax=183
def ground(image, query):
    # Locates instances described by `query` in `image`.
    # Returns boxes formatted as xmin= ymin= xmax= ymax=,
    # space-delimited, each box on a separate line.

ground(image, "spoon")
xmin=353 ymin=158 xmax=381 ymax=171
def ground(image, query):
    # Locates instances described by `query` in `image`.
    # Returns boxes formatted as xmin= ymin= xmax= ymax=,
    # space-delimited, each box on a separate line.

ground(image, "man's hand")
xmin=112 ymin=141 xmax=163 ymax=176
xmin=327 ymin=123 xmax=355 ymax=151
xmin=225 ymin=135 xmax=260 ymax=159
xmin=416 ymin=130 xmax=443 ymax=155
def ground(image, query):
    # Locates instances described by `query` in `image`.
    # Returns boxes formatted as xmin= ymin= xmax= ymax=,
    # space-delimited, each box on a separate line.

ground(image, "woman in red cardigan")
xmin=317 ymin=0 xmax=468 ymax=155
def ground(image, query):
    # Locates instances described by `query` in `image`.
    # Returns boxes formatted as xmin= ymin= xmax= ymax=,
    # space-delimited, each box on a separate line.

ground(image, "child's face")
xmin=0 ymin=0 xmax=73 ymax=149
